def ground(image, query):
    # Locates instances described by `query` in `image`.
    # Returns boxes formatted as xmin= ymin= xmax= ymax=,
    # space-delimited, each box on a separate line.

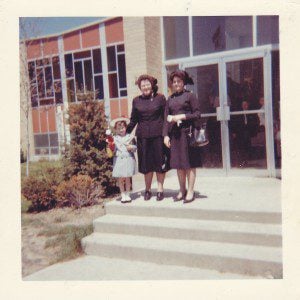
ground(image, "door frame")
xmin=180 ymin=48 xmax=276 ymax=177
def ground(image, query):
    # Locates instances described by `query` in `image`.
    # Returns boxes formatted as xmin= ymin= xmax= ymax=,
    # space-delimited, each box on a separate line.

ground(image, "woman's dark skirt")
xmin=137 ymin=136 xmax=170 ymax=174
xmin=170 ymin=127 xmax=202 ymax=169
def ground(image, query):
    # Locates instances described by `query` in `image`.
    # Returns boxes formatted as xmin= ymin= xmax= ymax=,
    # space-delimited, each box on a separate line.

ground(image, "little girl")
xmin=106 ymin=117 xmax=137 ymax=203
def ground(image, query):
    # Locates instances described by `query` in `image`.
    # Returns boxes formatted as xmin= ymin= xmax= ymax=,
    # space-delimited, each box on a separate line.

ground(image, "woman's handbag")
xmin=188 ymin=123 xmax=209 ymax=147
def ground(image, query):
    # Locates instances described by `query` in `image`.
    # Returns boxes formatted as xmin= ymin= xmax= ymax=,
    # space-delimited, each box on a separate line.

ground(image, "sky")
xmin=19 ymin=17 xmax=104 ymax=39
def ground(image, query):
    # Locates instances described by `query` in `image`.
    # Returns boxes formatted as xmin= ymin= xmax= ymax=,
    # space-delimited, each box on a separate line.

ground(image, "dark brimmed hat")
xmin=169 ymin=70 xmax=194 ymax=85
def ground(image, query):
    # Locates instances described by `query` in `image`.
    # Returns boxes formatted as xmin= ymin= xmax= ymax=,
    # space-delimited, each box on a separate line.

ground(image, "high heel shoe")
xmin=156 ymin=192 xmax=164 ymax=201
xmin=183 ymin=192 xmax=195 ymax=204
xmin=144 ymin=190 xmax=152 ymax=201
xmin=174 ymin=190 xmax=187 ymax=202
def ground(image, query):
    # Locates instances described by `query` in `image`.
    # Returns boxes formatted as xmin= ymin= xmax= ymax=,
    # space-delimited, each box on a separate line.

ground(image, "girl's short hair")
xmin=135 ymin=74 xmax=158 ymax=94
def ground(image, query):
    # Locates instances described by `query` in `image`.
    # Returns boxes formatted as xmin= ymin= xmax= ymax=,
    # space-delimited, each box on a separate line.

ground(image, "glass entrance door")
xmin=185 ymin=63 xmax=223 ymax=168
xmin=226 ymin=57 xmax=267 ymax=169
xmin=182 ymin=51 xmax=277 ymax=176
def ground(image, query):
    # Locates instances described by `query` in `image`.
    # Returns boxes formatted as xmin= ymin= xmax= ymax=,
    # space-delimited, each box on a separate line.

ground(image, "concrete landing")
xmin=24 ymin=255 xmax=264 ymax=280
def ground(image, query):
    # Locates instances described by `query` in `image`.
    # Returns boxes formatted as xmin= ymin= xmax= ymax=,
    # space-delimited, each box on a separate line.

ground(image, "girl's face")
xmin=140 ymin=79 xmax=152 ymax=96
xmin=172 ymin=76 xmax=184 ymax=93
xmin=115 ymin=122 xmax=126 ymax=136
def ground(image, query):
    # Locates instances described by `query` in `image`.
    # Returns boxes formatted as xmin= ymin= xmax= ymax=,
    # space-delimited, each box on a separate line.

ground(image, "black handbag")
xmin=188 ymin=123 xmax=209 ymax=147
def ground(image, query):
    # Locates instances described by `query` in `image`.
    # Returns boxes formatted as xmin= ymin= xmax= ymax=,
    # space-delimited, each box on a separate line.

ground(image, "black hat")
xmin=169 ymin=70 xmax=194 ymax=85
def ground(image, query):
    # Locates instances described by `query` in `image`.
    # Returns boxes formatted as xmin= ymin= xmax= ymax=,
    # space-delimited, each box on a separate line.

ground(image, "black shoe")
xmin=174 ymin=190 xmax=187 ymax=202
xmin=183 ymin=193 xmax=195 ymax=204
xmin=144 ymin=190 xmax=152 ymax=201
xmin=156 ymin=192 xmax=164 ymax=201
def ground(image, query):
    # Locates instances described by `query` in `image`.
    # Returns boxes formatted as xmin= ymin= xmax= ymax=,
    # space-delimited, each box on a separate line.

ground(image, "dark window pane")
xmin=73 ymin=50 xmax=91 ymax=59
xmin=92 ymin=48 xmax=102 ymax=73
xmin=52 ymin=56 xmax=61 ymax=80
xmin=67 ymin=79 xmax=75 ymax=102
xmin=75 ymin=61 xmax=84 ymax=92
xmin=39 ymin=98 xmax=54 ymax=106
xmin=51 ymin=148 xmax=59 ymax=154
xmin=31 ymin=95 xmax=38 ymax=107
xmin=54 ymin=81 xmax=63 ymax=104
xmin=107 ymin=46 xmax=116 ymax=71
xmin=193 ymin=16 xmax=252 ymax=55
xmin=163 ymin=17 xmax=189 ymax=59
xmin=36 ymin=59 xmax=43 ymax=67
xmin=37 ymin=68 xmax=45 ymax=98
xmin=257 ymin=16 xmax=279 ymax=45
xmin=84 ymin=60 xmax=93 ymax=92
xmin=45 ymin=66 xmax=53 ymax=97
xmin=35 ymin=148 xmax=49 ymax=155
xmin=49 ymin=133 xmax=59 ymax=146
xmin=28 ymin=62 xmax=35 ymax=81
xmin=43 ymin=58 xmax=50 ymax=65
xmin=120 ymin=90 xmax=127 ymax=97
xmin=34 ymin=134 xmax=49 ymax=147
xmin=117 ymin=44 xmax=124 ymax=52
xmin=94 ymin=75 xmax=104 ymax=100
xmin=117 ymin=54 xmax=127 ymax=89
xmin=108 ymin=73 xmax=118 ymax=98
xmin=64 ymin=54 xmax=73 ymax=78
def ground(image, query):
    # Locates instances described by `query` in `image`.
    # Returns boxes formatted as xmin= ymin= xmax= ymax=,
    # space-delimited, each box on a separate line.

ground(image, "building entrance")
xmin=181 ymin=50 xmax=279 ymax=177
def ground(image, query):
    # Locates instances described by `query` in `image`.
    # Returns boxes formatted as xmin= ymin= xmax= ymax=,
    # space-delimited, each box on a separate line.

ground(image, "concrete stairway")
xmin=81 ymin=186 xmax=282 ymax=279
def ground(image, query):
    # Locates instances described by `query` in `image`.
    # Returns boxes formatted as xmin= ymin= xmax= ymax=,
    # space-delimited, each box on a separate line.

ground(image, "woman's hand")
xmin=164 ymin=136 xmax=171 ymax=148
xmin=126 ymin=144 xmax=137 ymax=152
xmin=167 ymin=114 xmax=186 ymax=123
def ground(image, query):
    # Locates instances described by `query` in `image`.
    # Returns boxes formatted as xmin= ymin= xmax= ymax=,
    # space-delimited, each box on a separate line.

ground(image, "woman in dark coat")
xmin=163 ymin=70 xmax=202 ymax=203
xmin=127 ymin=74 xmax=169 ymax=201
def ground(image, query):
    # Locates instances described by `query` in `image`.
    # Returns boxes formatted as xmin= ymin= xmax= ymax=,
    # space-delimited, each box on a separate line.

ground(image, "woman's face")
xmin=140 ymin=79 xmax=152 ymax=96
xmin=172 ymin=76 xmax=184 ymax=93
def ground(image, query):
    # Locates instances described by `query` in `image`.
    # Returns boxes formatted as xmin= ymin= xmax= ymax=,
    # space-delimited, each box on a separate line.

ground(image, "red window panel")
xmin=105 ymin=17 xmax=124 ymax=44
xmin=110 ymin=100 xmax=120 ymax=120
xmin=42 ymin=37 xmax=59 ymax=56
xmin=26 ymin=40 xmax=42 ymax=60
xmin=81 ymin=25 xmax=100 ymax=48
xmin=120 ymin=98 xmax=128 ymax=117
xmin=47 ymin=107 xmax=56 ymax=132
xmin=39 ymin=109 xmax=48 ymax=133
xmin=63 ymin=30 xmax=81 ymax=51
xmin=32 ymin=109 xmax=40 ymax=133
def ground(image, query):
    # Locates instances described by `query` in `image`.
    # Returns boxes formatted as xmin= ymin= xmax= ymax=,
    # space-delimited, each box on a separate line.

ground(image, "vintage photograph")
xmin=19 ymin=16 xmax=282 ymax=280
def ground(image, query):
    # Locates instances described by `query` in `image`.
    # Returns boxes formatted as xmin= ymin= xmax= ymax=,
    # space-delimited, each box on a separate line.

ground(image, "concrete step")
xmin=105 ymin=200 xmax=281 ymax=224
xmin=93 ymin=214 xmax=282 ymax=247
xmin=81 ymin=232 xmax=282 ymax=278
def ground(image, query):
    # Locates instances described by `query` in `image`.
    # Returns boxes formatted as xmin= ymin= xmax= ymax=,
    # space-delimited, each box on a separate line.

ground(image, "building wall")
xmin=144 ymin=17 xmax=163 ymax=95
xmin=123 ymin=17 xmax=148 ymax=113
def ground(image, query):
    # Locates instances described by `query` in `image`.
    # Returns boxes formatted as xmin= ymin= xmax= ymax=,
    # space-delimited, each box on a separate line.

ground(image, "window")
xmin=28 ymin=55 xmax=62 ymax=107
xmin=193 ymin=16 xmax=253 ymax=55
xmin=106 ymin=44 xmax=127 ymax=98
xmin=257 ymin=16 xmax=279 ymax=45
xmin=34 ymin=133 xmax=59 ymax=156
xmin=163 ymin=17 xmax=189 ymax=60
xmin=65 ymin=47 xmax=105 ymax=102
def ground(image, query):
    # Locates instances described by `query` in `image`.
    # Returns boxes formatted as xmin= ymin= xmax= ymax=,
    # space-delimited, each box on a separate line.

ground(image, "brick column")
xmin=123 ymin=17 xmax=163 ymax=114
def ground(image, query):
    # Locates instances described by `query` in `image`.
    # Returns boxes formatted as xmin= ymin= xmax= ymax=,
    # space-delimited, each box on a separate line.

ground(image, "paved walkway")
xmin=24 ymin=173 xmax=281 ymax=281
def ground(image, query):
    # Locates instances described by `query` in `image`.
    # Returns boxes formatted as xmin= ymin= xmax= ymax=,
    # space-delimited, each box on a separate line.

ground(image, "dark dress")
xmin=163 ymin=90 xmax=202 ymax=169
xmin=127 ymin=93 xmax=169 ymax=174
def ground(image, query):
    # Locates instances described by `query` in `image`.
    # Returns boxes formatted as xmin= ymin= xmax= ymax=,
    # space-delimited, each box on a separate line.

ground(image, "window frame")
xmin=106 ymin=42 xmax=127 ymax=99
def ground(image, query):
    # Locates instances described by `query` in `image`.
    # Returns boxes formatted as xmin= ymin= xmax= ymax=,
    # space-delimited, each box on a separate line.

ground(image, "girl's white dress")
xmin=112 ymin=134 xmax=137 ymax=178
